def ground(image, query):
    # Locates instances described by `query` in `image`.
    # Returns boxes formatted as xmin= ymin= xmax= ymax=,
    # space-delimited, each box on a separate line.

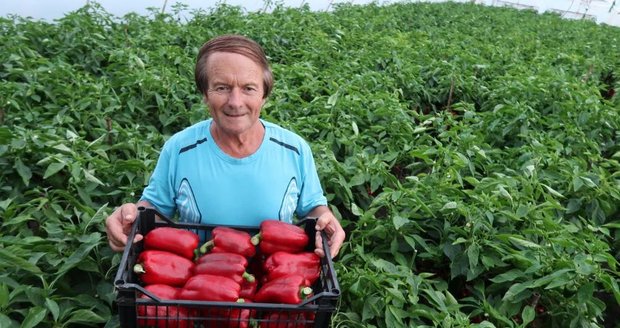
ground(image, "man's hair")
xmin=195 ymin=34 xmax=274 ymax=99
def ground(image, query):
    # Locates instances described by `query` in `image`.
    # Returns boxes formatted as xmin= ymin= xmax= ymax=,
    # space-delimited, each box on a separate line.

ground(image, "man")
xmin=105 ymin=34 xmax=345 ymax=258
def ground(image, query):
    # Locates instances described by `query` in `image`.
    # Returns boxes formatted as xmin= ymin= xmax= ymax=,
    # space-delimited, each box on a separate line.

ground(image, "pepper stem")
xmin=250 ymin=233 xmax=261 ymax=246
xmin=300 ymin=287 xmax=313 ymax=298
xmin=198 ymin=240 xmax=214 ymax=254
xmin=133 ymin=263 xmax=145 ymax=274
xmin=242 ymin=272 xmax=256 ymax=283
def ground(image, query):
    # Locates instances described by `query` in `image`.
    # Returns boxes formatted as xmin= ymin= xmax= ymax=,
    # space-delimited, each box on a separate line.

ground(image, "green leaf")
xmin=601 ymin=274 xmax=620 ymax=304
xmin=497 ymin=185 xmax=512 ymax=202
xmin=441 ymin=201 xmax=457 ymax=210
xmin=55 ymin=242 xmax=98 ymax=275
xmin=351 ymin=121 xmax=359 ymax=136
xmin=0 ymin=314 xmax=15 ymax=328
xmin=508 ymin=236 xmax=542 ymax=249
xmin=349 ymin=173 xmax=366 ymax=186
xmin=350 ymin=202 xmax=363 ymax=216
xmin=602 ymin=222 xmax=620 ymax=229
xmin=392 ymin=215 xmax=408 ymax=230
xmin=84 ymin=169 xmax=104 ymax=186
xmin=46 ymin=298 xmax=60 ymax=321
xmin=65 ymin=309 xmax=106 ymax=325
xmin=467 ymin=243 xmax=480 ymax=272
xmin=502 ymin=281 xmax=533 ymax=301
xmin=521 ymin=305 xmax=535 ymax=325
xmin=362 ymin=295 xmax=382 ymax=321
xmin=385 ymin=305 xmax=405 ymax=326
xmin=541 ymin=183 xmax=565 ymax=198
xmin=327 ymin=92 xmax=338 ymax=107
xmin=490 ymin=269 xmax=524 ymax=283
xmin=0 ymin=249 xmax=42 ymax=274
xmin=21 ymin=307 xmax=47 ymax=328
xmin=531 ymin=269 xmax=573 ymax=288
xmin=43 ymin=162 xmax=66 ymax=179
xmin=0 ymin=198 xmax=13 ymax=211
xmin=572 ymin=175 xmax=584 ymax=192
xmin=371 ymin=258 xmax=398 ymax=274
xmin=0 ymin=284 xmax=9 ymax=309
xmin=14 ymin=158 xmax=32 ymax=186
xmin=577 ymin=282 xmax=594 ymax=303
xmin=0 ymin=127 xmax=13 ymax=145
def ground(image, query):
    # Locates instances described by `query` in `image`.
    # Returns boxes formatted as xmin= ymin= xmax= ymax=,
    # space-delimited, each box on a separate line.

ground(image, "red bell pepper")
xmin=137 ymin=284 xmax=191 ymax=328
xmin=134 ymin=250 xmax=194 ymax=287
xmin=178 ymin=274 xmax=241 ymax=302
xmin=193 ymin=260 xmax=255 ymax=285
xmin=260 ymin=311 xmax=313 ymax=328
xmin=251 ymin=220 xmax=309 ymax=255
xmin=199 ymin=226 xmax=256 ymax=258
xmin=144 ymin=227 xmax=200 ymax=260
xmin=201 ymin=300 xmax=252 ymax=328
xmin=196 ymin=252 xmax=249 ymax=268
xmin=263 ymin=251 xmax=321 ymax=284
xmin=254 ymin=275 xmax=313 ymax=304
xmin=239 ymin=278 xmax=258 ymax=301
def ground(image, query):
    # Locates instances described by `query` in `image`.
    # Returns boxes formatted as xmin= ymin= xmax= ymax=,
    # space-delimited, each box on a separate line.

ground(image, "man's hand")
xmin=312 ymin=209 xmax=346 ymax=259
xmin=105 ymin=202 xmax=144 ymax=252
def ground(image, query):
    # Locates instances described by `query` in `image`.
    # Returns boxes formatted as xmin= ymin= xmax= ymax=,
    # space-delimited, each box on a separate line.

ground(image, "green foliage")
xmin=1 ymin=1 xmax=619 ymax=327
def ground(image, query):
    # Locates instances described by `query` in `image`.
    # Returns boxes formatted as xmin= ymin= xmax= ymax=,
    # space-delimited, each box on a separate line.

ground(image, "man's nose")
xmin=227 ymin=88 xmax=243 ymax=107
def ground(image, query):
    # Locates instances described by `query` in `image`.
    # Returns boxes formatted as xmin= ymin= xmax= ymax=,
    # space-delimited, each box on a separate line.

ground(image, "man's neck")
xmin=211 ymin=122 xmax=265 ymax=158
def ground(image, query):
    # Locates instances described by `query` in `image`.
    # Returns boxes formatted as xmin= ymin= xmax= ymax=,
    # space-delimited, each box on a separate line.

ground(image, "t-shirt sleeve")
xmin=140 ymin=139 xmax=177 ymax=219
xmin=295 ymin=142 xmax=328 ymax=217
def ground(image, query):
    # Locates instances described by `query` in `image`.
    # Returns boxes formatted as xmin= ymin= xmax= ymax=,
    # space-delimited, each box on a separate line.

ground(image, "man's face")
xmin=204 ymin=51 xmax=265 ymax=137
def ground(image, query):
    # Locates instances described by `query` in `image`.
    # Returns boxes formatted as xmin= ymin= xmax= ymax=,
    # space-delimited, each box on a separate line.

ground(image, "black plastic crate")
xmin=114 ymin=207 xmax=341 ymax=328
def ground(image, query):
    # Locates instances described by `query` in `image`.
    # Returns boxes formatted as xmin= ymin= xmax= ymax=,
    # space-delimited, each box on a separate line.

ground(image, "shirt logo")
xmin=176 ymin=178 xmax=201 ymax=224
xmin=279 ymin=177 xmax=298 ymax=223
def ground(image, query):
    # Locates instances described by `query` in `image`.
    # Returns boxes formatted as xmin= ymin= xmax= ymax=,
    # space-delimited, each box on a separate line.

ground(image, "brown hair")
xmin=194 ymin=34 xmax=273 ymax=99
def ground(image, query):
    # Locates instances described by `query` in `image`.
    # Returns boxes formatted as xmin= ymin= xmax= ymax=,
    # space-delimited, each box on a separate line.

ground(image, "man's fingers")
xmin=314 ymin=232 xmax=326 ymax=257
xmin=315 ymin=216 xmax=325 ymax=231
xmin=132 ymin=234 xmax=144 ymax=244
xmin=105 ymin=203 xmax=138 ymax=252
xmin=313 ymin=212 xmax=346 ymax=259
xmin=120 ymin=205 xmax=138 ymax=228
xmin=108 ymin=239 xmax=125 ymax=252
xmin=329 ymin=232 xmax=345 ymax=258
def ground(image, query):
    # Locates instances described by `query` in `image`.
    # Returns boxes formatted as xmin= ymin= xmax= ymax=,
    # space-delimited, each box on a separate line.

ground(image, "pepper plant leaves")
xmin=20 ymin=307 xmax=47 ymax=328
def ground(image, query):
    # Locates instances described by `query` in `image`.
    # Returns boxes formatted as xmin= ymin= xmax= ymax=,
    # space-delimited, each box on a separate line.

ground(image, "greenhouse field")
xmin=1 ymin=1 xmax=619 ymax=327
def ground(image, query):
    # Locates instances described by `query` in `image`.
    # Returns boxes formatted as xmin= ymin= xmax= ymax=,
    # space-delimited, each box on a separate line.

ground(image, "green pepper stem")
xmin=198 ymin=240 xmax=214 ymax=254
xmin=250 ymin=233 xmax=261 ymax=246
xmin=133 ymin=263 xmax=145 ymax=274
xmin=242 ymin=272 xmax=256 ymax=283
xmin=300 ymin=287 xmax=313 ymax=298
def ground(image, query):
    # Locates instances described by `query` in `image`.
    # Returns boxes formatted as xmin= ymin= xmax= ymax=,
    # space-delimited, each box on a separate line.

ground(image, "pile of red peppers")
xmin=134 ymin=220 xmax=322 ymax=328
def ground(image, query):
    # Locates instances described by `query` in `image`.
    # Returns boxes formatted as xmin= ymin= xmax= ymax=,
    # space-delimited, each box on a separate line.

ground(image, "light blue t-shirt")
xmin=140 ymin=119 xmax=327 ymax=227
